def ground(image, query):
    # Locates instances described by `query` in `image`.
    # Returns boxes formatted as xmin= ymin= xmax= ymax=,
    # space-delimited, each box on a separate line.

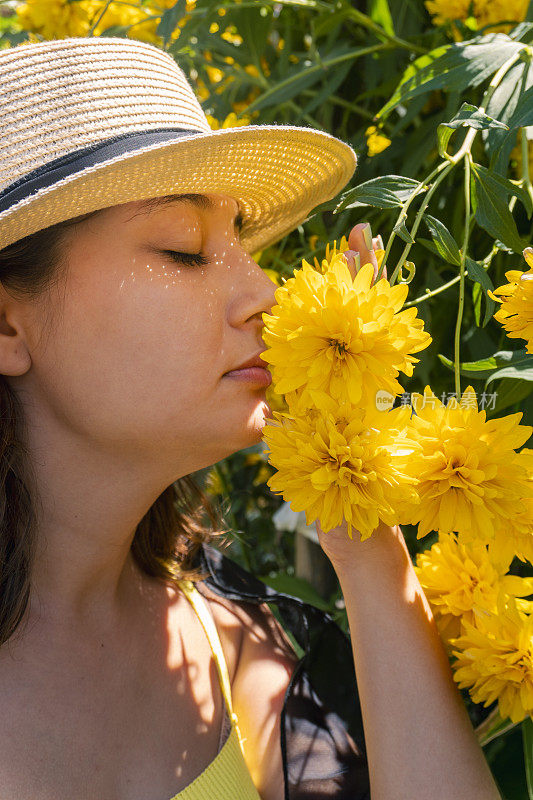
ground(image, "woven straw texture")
xmin=0 ymin=37 xmax=357 ymax=255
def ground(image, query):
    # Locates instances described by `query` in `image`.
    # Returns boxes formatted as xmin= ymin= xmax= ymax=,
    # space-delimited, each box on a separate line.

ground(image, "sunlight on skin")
xmin=0 ymin=190 xmax=377 ymax=632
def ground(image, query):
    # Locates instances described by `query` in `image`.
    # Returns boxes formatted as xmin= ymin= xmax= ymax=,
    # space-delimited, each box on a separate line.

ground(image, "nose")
xmin=227 ymin=251 xmax=278 ymax=329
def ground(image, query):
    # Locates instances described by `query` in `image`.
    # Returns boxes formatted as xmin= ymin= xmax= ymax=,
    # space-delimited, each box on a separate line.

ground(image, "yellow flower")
xmin=15 ymin=0 xmax=190 ymax=43
xmin=415 ymin=533 xmax=533 ymax=642
xmin=16 ymin=0 xmax=100 ymax=38
xmin=402 ymin=385 xmax=533 ymax=540
xmin=221 ymin=26 xmax=243 ymax=46
xmin=451 ymin=599 xmax=533 ymax=723
xmin=262 ymin=397 xmax=420 ymax=540
xmin=206 ymin=64 xmax=225 ymax=84
xmin=312 ymin=235 xmax=350 ymax=271
xmin=488 ymin=248 xmax=533 ymax=354
xmin=206 ymin=112 xmax=252 ymax=130
xmin=490 ymin=447 xmax=533 ymax=568
xmin=265 ymin=383 xmax=288 ymax=415
xmin=261 ymin=252 xmax=431 ymax=412
xmin=365 ymin=126 xmax=391 ymax=157
xmin=195 ymin=78 xmax=210 ymax=103
xmin=425 ymin=0 xmax=529 ymax=38
xmin=262 ymin=268 xmax=282 ymax=286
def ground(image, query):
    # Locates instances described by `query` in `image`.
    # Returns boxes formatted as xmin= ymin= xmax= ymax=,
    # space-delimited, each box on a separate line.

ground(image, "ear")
xmin=0 ymin=299 xmax=32 ymax=377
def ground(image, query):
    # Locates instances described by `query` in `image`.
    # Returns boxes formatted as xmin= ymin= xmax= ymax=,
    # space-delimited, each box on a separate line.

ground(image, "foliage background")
xmin=2 ymin=0 xmax=533 ymax=795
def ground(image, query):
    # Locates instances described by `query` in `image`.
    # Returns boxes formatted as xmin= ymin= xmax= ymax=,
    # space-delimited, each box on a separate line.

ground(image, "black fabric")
xmin=192 ymin=542 xmax=370 ymax=800
xmin=0 ymin=127 xmax=202 ymax=212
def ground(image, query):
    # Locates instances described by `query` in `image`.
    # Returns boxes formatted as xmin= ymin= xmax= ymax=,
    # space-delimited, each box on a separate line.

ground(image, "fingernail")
xmin=375 ymin=234 xmax=384 ymax=249
xmin=353 ymin=252 xmax=361 ymax=270
xmin=362 ymin=223 xmax=373 ymax=249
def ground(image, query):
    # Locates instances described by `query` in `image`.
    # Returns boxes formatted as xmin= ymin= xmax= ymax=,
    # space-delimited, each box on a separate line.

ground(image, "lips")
xmin=224 ymin=351 xmax=268 ymax=373
xmin=223 ymin=351 xmax=272 ymax=386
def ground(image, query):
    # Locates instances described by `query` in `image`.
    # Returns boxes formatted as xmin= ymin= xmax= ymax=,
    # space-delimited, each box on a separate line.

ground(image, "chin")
xmin=247 ymin=399 xmax=272 ymax=439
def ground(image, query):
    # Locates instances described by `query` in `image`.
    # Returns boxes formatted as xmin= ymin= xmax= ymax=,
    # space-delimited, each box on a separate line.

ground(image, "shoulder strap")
xmin=177 ymin=578 xmax=238 ymax=728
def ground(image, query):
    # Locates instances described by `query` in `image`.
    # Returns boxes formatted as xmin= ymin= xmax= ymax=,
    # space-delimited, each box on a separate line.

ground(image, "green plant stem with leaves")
xmin=374 ymin=47 xmax=530 ymax=402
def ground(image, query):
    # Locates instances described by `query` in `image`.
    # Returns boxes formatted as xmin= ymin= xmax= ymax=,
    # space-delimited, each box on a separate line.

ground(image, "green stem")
xmin=475 ymin=707 xmax=518 ymax=747
xmin=523 ymin=717 xmax=533 ymax=800
xmin=299 ymin=89 xmax=376 ymax=121
xmin=454 ymin=156 xmax=471 ymax=399
xmin=446 ymin=50 xmax=524 ymax=164
xmin=377 ymin=162 xmax=443 ymax=282
xmin=379 ymin=48 xmax=525 ymax=288
xmin=521 ymin=126 xmax=533 ymax=209
xmin=244 ymin=42 xmax=389 ymax=116
xmin=388 ymin=162 xmax=453 ymax=286
xmin=87 ymin=0 xmax=114 ymax=36
xmin=344 ymin=7 xmax=427 ymax=55
xmin=403 ymin=274 xmax=461 ymax=307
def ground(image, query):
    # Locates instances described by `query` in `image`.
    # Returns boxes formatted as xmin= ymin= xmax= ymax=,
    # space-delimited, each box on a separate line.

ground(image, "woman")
xmin=0 ymin=36 xmax=500 ymax=800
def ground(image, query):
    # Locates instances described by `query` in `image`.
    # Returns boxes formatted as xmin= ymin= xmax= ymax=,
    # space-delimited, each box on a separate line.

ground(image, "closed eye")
xmin=163 ymin=250 xmax=209 ymax=268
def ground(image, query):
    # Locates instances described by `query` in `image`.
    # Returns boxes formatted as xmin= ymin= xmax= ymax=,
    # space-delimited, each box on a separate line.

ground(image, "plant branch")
xmin=453 ymin=155 xmax=471 ymax=398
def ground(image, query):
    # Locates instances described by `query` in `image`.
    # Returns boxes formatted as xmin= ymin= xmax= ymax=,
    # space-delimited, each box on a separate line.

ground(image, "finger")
xmin=372 ymin=234 xmax=387 ymax=280
xmin=348 ymin=223 xmax=379 ymax=282
xmin=342 ymin=249 xmax=361 ymax=279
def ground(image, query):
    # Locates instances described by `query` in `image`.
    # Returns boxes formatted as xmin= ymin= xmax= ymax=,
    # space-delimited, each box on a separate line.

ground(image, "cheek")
xmin=36 ymin=275 xmax=227 ymax=444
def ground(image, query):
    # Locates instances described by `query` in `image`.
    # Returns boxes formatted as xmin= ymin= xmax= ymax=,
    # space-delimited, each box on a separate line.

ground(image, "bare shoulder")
xmin=197 ymin=581 xmax=299 ymax=800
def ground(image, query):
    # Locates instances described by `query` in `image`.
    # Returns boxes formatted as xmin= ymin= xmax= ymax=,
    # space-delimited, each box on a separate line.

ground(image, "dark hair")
xmin=0 ymin=210 xmax=227 ymax=647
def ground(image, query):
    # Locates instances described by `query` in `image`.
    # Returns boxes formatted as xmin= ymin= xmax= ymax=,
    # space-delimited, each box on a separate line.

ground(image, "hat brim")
xmin=0 ymin=124 xmax=356 ymax=255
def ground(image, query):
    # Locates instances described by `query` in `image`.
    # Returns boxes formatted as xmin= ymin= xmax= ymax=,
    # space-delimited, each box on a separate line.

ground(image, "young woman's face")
xmin=20 ymin=193 xmax=277 ymax=480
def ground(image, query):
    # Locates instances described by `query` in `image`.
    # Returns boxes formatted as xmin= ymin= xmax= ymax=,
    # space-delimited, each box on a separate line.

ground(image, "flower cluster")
xmin=418 ymin=528 xmax=533 ymax=724
xmin=488 ymin=248 xmax=533 ymax=355
xmin=261 ymin=239 xmax=431 ymax=538
xmin=15 ymin=0 xmax=195 ymax=44
xmin=399 ymin=385 xmax=533 ymax=543
xmin=260 ymin=230 xmax=533 ymax=724
xmin=425 ymin=0 xmax=529 ymax=38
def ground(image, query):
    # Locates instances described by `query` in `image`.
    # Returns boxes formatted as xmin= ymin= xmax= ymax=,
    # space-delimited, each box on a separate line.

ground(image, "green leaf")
xmin=417 ymin=237 xmax=443 ymax=258
xmin=368 ymin=0 xmax=395 ymax=36
xmin=510 ymin=20 xmax=533 ymax=40
xmin=438 ymin=349 xmax=530 ymax=379
xmin=299 ymin=60 xmax=352 ymax=117
xmin=505 ymin=83 xmax=533 ymax=129
xmin=156 ymin=0 xmax=186 ymax=47
xmin=524 ymin=718 xmax=533 ymax=800
xmin=437 ymin=125 xmax=454 ymax=159
xmin=244 ymin=44 xmax=369 ymax=114
xmin=490 ymin=377 xmax=533 ymax=413
xmin=376 ymin=35 xmax=522 ymax=120
xmin=485 ymin=355 xmax=533 ymax=385
xmin=471 ymin=163 xmax=526 ymax=252
xmin=438 ymin=102 xmax=508 ymax=158
xmin=257 ymin=572 xmax=329 ymax=611
xmin=465 ymin=256 xmax=497 ymax=327
xmin=97 ymin=24 xmax=131 ymax=37
xmin=334 ymin=175 xmax=422 ymax=211
xmin=423 ymin=215 xmax=461 ymax=265
xmin=440 ymin=101 xmax=509 ymax=132
xmin=478 ymin=163 xmax=533 ymax=217
xmin=476 ymin=708 xmax=519 ymax=746
xmin=394 ymin=220 xmax=415 ymax=244
xmin=487 ymin=60 xmax=533 ymax=171
xmin=235 ymin=5 xmax=272 ymax=66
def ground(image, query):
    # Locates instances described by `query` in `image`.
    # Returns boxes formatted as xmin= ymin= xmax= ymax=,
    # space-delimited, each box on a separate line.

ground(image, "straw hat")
xmin=0 ymin=36 xmax=357 ymax=255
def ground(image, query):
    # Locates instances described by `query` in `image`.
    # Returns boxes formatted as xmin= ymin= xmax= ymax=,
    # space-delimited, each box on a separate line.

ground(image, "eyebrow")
xmin=140 ymin=193 xmax=244 ymax=235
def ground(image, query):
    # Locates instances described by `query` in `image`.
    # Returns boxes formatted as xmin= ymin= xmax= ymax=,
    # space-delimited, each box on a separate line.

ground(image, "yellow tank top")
xmin=169 ymin=579 xmax=263 ymax=800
